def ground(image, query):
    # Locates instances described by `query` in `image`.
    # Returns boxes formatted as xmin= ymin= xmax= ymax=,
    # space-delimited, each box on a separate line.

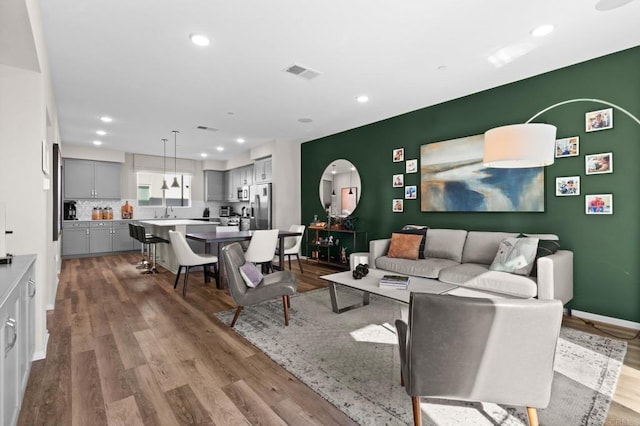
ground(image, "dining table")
xmin=186 ymin=229 xmax=302 ymax=288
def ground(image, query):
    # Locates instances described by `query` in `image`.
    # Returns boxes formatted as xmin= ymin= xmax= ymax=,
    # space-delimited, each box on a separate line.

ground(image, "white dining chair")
xmin=245 ymin=229 xmax=279 ymax=273
xmin=276 ymin=225 xmax=305 ymax=273
xmin=168 ymin=230 xmax=218 ymax=296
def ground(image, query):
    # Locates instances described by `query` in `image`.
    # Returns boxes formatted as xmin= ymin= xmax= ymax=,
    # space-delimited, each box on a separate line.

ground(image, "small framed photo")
xmin=392 ymin=199 xmax=404 ymax=212
xmin=585 ymin=152 xmax=613 ymax=175
xmin=586 ymin=108 xmax=613 ymax=132
xmin=405 ymin=159 xmax=418 ymax=173
xmin=585 ymin=194 xmax=613 ymax=215
xmin=404 ymin=185 xmax=417 ymax=199
xmin=393 ymin=148 xmax=404 ymax=162
xmin=555 ymin=176 xmax=580 ymax=196
xmin=555 ymin=136 xmax=579 ymax=158
xmin=393 ymin=174 xmax=404 ymax=187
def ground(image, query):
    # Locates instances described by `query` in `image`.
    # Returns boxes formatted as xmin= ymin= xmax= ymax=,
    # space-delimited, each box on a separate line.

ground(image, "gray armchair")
xmin=395 ymin=293 xmax=563 ymax=426
xmin=222 ymin=242 xmax=297 ymax=327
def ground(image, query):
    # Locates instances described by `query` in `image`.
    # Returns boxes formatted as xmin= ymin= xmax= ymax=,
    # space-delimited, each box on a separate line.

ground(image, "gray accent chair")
xmin=395 ymin=293 xmax=563 ymax=426
xmin=222 ymin=242 xmax=298 ymax=327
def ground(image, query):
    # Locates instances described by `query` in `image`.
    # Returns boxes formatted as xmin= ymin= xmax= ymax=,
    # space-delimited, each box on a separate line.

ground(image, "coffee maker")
xmin=64 ymin=201 xmax=77 ymax=220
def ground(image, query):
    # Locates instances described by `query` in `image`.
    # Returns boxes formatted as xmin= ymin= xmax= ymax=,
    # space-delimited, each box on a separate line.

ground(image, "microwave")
xmin=238 ymin=185 xmax=250 ymax=201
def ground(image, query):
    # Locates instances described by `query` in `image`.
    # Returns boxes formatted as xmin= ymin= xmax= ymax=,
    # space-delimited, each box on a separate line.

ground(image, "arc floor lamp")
xmin=483 ymin=98 xmax=640 ymax=168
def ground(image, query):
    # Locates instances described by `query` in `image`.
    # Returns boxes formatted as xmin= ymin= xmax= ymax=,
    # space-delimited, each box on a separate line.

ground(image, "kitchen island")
xmin=138 ymin=219 xmax=220 ymax=273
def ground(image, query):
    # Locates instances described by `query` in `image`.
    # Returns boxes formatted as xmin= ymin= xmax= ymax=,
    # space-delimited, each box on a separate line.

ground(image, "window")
xmin=136 ymin=172 xmax=192 ymax=207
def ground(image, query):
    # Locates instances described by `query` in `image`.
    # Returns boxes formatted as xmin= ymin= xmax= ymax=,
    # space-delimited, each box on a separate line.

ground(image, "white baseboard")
xmin=572 ymin=309 xmax=640 ymax=331
xmin=32 ymin=331 xmax=49 ymax=361
xmin=46 ymin=303 xmax=55 ymax=311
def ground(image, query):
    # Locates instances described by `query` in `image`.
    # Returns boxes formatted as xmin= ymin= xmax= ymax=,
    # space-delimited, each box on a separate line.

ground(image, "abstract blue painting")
xmin=420 ymin=134 xmax=544 ymax=212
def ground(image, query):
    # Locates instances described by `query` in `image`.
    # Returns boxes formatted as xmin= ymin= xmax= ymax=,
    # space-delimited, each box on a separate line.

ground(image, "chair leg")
xmin=230 ymin=306 xmax=243 ymax=327
xmin=288 ymin=254 xmax=292 ymax=270
xmin=400 ymin=370 xmax=404 ymax=387
xmin=173 ymin=265 xmax=182 ymax=289
xmin=296 ymin=254 xmax=303 ymax=273
xmin=526 ymin=407 xmax=539 ymax=426
xmin=182 ymin=266 xmax=190 ymax=296
xmin=282 ymin=295 xmax=289 ymax=326
xmin=412 ymin=396 xmax=421 ymax=426
xmin=213 ymin=263 xmax=219 ymax=286
xmin=285 ymin=294 xmax=290 ymax=308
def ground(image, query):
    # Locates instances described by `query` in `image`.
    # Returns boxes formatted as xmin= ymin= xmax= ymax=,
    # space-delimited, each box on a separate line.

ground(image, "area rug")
xmin=216 ymin=289 xmax=627 ymax=425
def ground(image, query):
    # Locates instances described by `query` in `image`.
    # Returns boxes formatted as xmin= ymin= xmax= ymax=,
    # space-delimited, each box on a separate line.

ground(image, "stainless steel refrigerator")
xmin=250 ymin=183 xmax=272 ymax=230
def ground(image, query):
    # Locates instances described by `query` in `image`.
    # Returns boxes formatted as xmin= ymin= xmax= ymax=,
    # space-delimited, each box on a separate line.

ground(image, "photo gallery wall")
xmin=392 ymin=107 xmax=615 ymax=215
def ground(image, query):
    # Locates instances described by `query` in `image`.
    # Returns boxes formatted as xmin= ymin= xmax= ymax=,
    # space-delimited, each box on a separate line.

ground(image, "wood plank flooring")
xmin=18 ymin=254 xmax=640 ymax=425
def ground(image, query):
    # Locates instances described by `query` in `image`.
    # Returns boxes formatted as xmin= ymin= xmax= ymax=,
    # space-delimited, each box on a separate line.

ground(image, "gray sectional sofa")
xmin=369 ymin=229 xmax=573 ymax=304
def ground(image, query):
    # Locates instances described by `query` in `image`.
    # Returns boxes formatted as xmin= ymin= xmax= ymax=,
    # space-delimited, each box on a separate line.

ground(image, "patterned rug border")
xmin=216 ymin=288 xmax=628 ymax=425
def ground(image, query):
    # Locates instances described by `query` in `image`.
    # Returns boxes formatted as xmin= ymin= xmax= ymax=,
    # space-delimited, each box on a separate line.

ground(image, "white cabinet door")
xmin=2 ymin=287 xmax=21 ymax=426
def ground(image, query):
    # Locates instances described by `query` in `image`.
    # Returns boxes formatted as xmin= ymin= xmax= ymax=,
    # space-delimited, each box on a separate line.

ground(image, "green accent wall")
xmin=301 ymin=46 xmax=640 ymax=323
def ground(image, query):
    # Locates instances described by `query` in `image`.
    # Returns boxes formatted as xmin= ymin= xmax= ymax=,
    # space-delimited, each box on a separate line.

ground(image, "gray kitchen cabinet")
xmin=254 ymin=157 xmax=272 ymax=183
xmin=238 ymin=165 xmax=253 ymax=186
xmin=90 ymin=222 xmax=112 ymax=253
xmin=112 ymin=223 xmax=134 ymax=251
xmin=0 ymin=255 xmax=36 ymax=426
xmin=204 ymin=170 xmax=224 ymax=201
xmin=224 ymin=169 xmax=239 ymax=202
xmin=64 ymin=159 xmax=121 ymax=199
xmin=62 ymin=222 xmax=90 ymax=256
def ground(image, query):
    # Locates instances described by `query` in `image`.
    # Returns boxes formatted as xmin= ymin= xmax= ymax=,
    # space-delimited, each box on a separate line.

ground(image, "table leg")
xmin=216 ymin=242 xmax=223 ymax=288
xmin=328 ymin=282 xmax=370 ymax=314
xmin=203 ymin=243 xmax=212 ymax=284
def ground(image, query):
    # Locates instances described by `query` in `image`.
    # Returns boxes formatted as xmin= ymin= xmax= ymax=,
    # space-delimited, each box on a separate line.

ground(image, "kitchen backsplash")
xmin=73 ymin=199 xmax=248 ymax=220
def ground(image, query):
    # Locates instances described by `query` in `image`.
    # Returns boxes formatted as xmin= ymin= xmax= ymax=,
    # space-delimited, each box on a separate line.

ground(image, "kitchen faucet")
xmin=162 ymin=206 xmax=172 ymax=218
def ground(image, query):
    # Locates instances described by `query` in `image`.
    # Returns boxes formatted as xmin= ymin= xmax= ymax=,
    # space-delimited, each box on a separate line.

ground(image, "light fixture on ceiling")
xmin=217 ymin=146 xmax=224 ymax=152
xmin=100 ymin=116 xmax=112 ymax=123
xmin=96 ymin=130 xmax=106 ymax=136
xmin=236 ymin=138 xmax=245 ymax=143
xmin=298 ymin=118 xmax=313 ymax=123
xmin=595 ymin=0 xmax=634 ymax=11
xmin=349 ymin=168 xmax=353 ymax=195
xmin=190 ymin=33 xmax=210 ymax=47
xmin=331 ymin=165 xmax=336 ymax=196
xmin=356 ymin=95 xmax=369 ymax=103
xmin=92 ymin=140 xmax=102 ymax=146
xmin=200 ymin=153 xmax=208 ymax=158
xmin=483 ymin=98 xmax=640 ymax=168
xmin=530 ymin=24 xmax=554 ymax=37
xmin=171 ymin=131 xmax=180 ymax=188
xmin=161 ymin=139 xmax=169 ymax=190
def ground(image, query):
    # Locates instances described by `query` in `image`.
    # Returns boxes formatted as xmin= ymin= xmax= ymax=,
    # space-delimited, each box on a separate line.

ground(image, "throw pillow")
xmin=489 ymin=237 xmax=539 ymax=276
xmin=387 ymin=232 xmax=424 ymax=260
xmin=518 ymin=234 xmax=561 ymax=276
xmin=239 ymin=262 xmax=264 ymax=288
xmin=396 ymin=225 xmax=428 ymax=259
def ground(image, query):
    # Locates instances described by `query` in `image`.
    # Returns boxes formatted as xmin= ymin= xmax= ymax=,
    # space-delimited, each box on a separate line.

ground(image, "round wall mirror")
xmin=319 ymin=159 xmax=361 ymax=216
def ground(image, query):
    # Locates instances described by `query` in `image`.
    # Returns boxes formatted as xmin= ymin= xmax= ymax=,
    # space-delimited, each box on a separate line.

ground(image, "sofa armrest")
xmin=536 ymin=250 xmax=573 ymax=304
xmin=369 ymin=238 xmax=391 ymax=269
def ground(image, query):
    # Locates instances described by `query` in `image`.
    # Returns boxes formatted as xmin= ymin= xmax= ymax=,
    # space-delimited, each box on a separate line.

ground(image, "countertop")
xmin=138 ymin=219 xmax=219 ymax=227
xmin=0 ymin=254 xmax=36 ymax=306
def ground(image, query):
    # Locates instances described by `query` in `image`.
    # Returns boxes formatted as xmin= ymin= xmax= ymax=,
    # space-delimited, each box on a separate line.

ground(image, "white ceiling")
xmin=38 ymin=0 xmax=640 ymax=161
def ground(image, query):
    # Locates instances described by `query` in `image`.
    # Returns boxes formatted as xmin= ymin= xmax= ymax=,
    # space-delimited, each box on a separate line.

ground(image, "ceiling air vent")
xmin=196 ymin=125 xmax=218 ymax=132
xmin=284 ymin=63 xmax=321 ymax=80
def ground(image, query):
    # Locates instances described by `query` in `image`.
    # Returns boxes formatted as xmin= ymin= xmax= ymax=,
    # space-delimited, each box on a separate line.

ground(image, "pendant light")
xmin=171 ymin=130 xmax=180 ymax=188
xmin=348 ymin=166 xmax=354 ymax=195
xmin=331 ymin=165 xmax=336 ymax=196
xmin=160 ymin=139 xmax=169 ymax=190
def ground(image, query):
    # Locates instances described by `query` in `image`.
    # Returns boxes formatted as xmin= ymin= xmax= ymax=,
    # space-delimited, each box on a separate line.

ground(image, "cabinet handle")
xmin=86 ymin=229 xmax=90 ymax=235
xmin=28 ymin=278 xmax=36 ymax=298
xmin=5 ymin=318 xmax=17 ymax=356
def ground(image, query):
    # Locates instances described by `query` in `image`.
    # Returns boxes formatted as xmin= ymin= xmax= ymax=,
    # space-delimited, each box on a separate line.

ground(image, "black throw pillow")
xmin=518 ymin=233 xmax=560 ymax=276
xmin=396 ymin=226 xmax=428 ymax=259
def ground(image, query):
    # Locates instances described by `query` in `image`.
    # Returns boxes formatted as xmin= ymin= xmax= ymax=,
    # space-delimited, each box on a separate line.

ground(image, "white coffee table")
xmin=320 ymin=268 xmax=458 ymax=313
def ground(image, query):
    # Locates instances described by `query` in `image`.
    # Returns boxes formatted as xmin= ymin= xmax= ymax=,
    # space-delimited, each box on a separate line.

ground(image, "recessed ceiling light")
xmin=530 ymin=24 xmax=554 ymax=37
xmin=190 ymin=33 xmax=210 ymax=47
xmin=92 ymin=140 xmax=102 ymax=146
xmin=236 ymin=138 xmax=245 ymax=144
xmin=96 ymin=130 xmax=106 ymax=136
xmin=437 ymin=65 xmax=447 ymax=71
xmin=595 ymin=0 xmax=634 ymax=11
xmin=356 ymin=95 xmax=369 ymax=103
xmin=100 ymin=116 xmax=112 ymax=123
xmin=216 ymin=147 xmax=224 ymax=152
xmin=298 ymin=118 xmax=313 ymax=123
xmin=200 ymin=153 xmax=208 ymax=158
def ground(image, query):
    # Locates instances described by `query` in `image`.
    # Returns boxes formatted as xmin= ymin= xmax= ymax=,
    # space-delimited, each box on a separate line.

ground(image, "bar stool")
xmin=129 ymin=223 xmax=149 ymax=269
xmin=135 ymin=224 xmax=168 ymax=274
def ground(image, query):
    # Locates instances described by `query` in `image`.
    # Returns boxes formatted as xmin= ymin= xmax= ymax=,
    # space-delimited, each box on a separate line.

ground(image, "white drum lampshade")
xmin=483 ymin=123 xmax=557 ymax=168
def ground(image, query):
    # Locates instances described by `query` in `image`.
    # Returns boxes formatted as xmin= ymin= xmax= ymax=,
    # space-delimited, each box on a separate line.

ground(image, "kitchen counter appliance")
xmin=64 ymin=201 xmax=77 ymax=220
xmin=219 ymin=206 xmax=233 ymax=217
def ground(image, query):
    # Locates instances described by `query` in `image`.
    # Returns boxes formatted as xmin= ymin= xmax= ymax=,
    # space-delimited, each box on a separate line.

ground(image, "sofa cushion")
xmin=387 ymin=233 xmax=423 ymax=260
xmin=375 ymin=256 xmax=459 ymax=279
xmin=459 ymin=271 xmax=538 ymax=298
xmin=489 ymin=237 xmax=539 ymax=276
xmin=519 ymin=234 xmax=561 ymax=277
xmin=461 ymin=231 xmax=519 ymax=265
xmin=424 ymin=229 xmax=468 ymax=263
xmin=438 ymin=263 xmax=490 ymax=285
xmin=396 ymin=226 xmax=428 ymax=259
